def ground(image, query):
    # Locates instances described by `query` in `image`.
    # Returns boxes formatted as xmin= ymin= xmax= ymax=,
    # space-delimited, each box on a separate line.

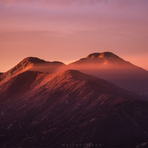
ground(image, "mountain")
xmin=0 ymin=57 xmax=65 ymax=82
xmin=0 ymin=69 xmax=148 ymax=147
xmin=68 ymin=52 xmax=148 ymax=93
xmin=1 ymin=52 xmax=148 ymax=93
xmin=74 ymin=52 xmax=126 ymax=65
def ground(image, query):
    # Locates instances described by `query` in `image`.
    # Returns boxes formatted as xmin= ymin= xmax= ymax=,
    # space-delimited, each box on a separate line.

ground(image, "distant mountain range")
xmin=0 ymin=52 xmax=148 ymax=147
xmin=1 ymin=52 xmax=148 ymax=93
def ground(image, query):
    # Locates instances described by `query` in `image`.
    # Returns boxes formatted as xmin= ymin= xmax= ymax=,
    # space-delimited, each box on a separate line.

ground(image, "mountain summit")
xmin=86 ymin=52 xmax=123 ymax=61
xmin=0 ymin=57 xmax=65 ymax=82
xmin=69 ymin=52 xmax=127 ymax=67
xmin=18 ymin=57 xmax=47 ymax=67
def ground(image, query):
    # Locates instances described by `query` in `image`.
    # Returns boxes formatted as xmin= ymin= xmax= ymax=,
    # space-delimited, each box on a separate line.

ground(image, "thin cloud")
xmin=1 ymin=0 xmax=142 ymax=8
xmin=1 ymin=0 xmax=146 ymax=6
xmin=1 ymin=0 xmax=147 ymax=11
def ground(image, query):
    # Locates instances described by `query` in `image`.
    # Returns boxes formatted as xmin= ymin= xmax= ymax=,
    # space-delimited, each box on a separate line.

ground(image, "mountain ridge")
xmin=1 ymin=52 xmax=148 ymax=93
xmin=85 ymin=52 xmax=125 ymax=63
xmin=70 ymin=52 xmax=143 ymax=68
xmin=0 ymin=57 xmax=65 ymax=82
xmin=0 ymin=69 xmax=148 ymax=147
xmin=67 ymin=52 xmax=148 ymax=93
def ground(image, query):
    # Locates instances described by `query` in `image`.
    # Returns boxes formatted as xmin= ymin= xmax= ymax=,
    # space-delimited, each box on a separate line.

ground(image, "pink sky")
xmin=0 ymin=0 xmax=148 ymax=72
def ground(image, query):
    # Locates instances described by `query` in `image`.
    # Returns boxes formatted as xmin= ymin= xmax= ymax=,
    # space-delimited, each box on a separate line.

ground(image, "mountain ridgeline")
xmin=68 ymin=52 xmax=148 ymax=93
xmin=0 ymin=57 xmax=65 ymax=82
xmin=0 ymin=52 xmax=148 ymax=147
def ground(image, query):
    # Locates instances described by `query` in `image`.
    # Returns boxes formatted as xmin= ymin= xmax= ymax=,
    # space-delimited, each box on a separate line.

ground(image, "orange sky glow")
xmin=0 ymin=0 xmax=148 ymax=72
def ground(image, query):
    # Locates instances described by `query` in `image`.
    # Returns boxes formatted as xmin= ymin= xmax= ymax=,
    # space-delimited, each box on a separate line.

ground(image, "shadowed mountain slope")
xmin=68 ymin=52 xmax=148 ymax=93
xmin=0 ymin=69 xmax=148 ymax=147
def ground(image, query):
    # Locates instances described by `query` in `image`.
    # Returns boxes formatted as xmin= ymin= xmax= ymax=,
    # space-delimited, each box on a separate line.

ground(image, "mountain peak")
xmin=86 ymin=52 xmax=120 ymax=59
xmin=10 ymin=57 xmax=48 ymax=74
xmin=83 ymin=51 xmax=126 ymax=64
xmin=0 ymin=57 xmax=49 ymax=82
xmin=20 ymin=57 xmax=47 ymax=66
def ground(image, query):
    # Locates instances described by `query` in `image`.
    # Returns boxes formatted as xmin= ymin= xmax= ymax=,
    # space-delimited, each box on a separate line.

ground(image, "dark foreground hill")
xmin=0 ymin=69 xmax=148 ymax=147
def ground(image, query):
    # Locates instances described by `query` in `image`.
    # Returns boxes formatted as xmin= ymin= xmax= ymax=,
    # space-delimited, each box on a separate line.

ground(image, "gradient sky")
xmin=0 ymin=0 xmax=148 ymax=72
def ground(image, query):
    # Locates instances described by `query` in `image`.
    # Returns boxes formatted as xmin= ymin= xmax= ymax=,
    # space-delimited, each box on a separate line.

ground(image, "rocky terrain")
xmin=0 ymin=52 xmax=148 ymax=147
